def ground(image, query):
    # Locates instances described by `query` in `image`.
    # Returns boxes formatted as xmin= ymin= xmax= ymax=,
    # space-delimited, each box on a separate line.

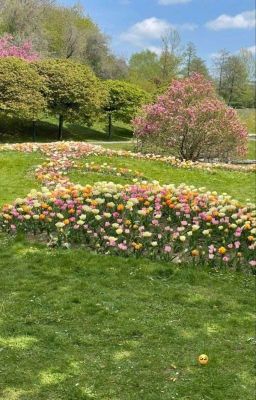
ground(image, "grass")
xmin=0 ymin=115 xmax=132 ymax=143
xmin=70 ymin=154 xmax=256 ymax=203
xmin=0 ymin=113 xmax=255 ymax=159
xmin=0 ymin=235 xmax=255 ymax=400
xmin=247 ymin=140 xmax=256 ymax=160
xmin=101 ymin=140 xmax=256 ymax=160
xmin=0 ymin=151 xmax=44 ymax=206
xmin=237 ymin=109 xmax=256 ymax=134
xmin=0 ymin=150 xmax=255 ymax=399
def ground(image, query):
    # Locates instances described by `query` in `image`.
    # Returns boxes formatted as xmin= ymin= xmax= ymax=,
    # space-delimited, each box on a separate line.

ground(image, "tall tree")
xmin=160 ymin=28 xmax=181 ymax=82
xmin=0 ymin=0 xmax=53 ymax=54
xmin=239 ymin=48 xmax=256 ymax=82
xmin=189 ymin=56 xmax=209 ymax=78
xmin=0 ymin=1 xmax=126 ymax=78
xmin=222 ymin=55 xmax=248 ymax=106
xmin=183 ymin=42 xmax=196 ymax=77
xmin=212 ymin=49 xmax=230 ymax=94
xmin=128 ymin=50 xmax=161 ymax=92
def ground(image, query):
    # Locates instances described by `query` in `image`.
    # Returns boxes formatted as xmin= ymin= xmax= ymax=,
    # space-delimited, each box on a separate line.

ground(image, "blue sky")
xmin=62 ymin=0 xmax=255 ymax=63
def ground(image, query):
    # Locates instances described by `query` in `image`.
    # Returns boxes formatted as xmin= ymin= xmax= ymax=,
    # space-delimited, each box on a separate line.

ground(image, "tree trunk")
xmin=108 ymin=113 xmax=112 ymax=139
xmin=228 ymin=76 xmax=235 ymax=106
xmin=32 ymin=120 xmax=36 ymax=142
xmin=187 ymin=54 xmax=191 ymax=77
xmin=218 ymin=65 xmax=223 ymax=94
xmin=58 ymin=115 xmax=64 ymax=141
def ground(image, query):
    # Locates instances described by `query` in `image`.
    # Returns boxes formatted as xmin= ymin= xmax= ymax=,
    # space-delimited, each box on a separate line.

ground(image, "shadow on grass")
xmin=0 ymin=235 xmax=255 ymax=400
xmin=0 ymin=115 xmax=133 ymax=144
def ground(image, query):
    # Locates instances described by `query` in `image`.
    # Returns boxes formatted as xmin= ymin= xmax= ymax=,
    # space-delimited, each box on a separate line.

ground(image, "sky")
xmin=62 ymin=0 xmax=255 ymax=63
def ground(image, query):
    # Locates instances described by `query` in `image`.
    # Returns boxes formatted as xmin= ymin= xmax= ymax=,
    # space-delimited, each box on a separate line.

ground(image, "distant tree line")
xmin=127 ymin=34 xmax=255 ymax=108
xmin=0 ymin=0 xmax=254 ymax=109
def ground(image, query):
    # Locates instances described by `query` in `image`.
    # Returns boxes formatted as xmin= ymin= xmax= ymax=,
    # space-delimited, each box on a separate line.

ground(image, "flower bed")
xmin=0 ymin=141 xmax=255 ymax=270
xmin=80 ymin=161 xmax=144 ymax=179
xmin=1 ymin=181 xmax=255 ymax=269
xmin=0 ymin=142 xmax=255 ymax=173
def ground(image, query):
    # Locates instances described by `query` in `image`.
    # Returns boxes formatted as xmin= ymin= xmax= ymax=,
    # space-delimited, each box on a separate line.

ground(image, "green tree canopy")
xmin=103 ymin=80 xmax=151 ymax=137
xmin=128 ymin=50 xmax=162 ymax=93
xmin=0 ymin=56 xmax=45 ymax=120
xmin=0 ymin=1 xmax=127 ymax=79
xmin=35 ymin=59 xmax=106 ymax=139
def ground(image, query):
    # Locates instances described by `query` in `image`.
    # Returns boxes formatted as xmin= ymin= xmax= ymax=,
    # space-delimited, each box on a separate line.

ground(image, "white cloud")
xmin=247 ymin=45 xmax=256 ymax=54
xmin=146 ymin=46 xmax=162 ymax=56
xmin=179 ymin=23 xmax=197 ymax=31
xmin=121 ymin=17 xmax=197 ymax=47
xmin=120 ymin=17 xmax=171 ymax=46
xmin=206 ymin=10 xmax=256 ymax=30
xmin=159 ymin=0 xmax=191 ymax=4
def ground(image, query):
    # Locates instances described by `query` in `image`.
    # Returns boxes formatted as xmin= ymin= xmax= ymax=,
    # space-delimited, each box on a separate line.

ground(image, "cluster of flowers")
xmin=107 ymin=150 xmax=256 ymax=173
xmin=0 ymin=141 xmax=255 ymax=270
xmin=0 ymin=34 xmax=39 ymax=61
xmin=80 ymin=161 xmax=144 ymax=179
xmin=0 ymin=142 xmax=255 ymax=173
xmin=1 ymin=181 xmax=255 ymax=269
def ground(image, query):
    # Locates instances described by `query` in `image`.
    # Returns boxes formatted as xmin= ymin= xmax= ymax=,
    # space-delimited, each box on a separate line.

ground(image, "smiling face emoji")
xmin=198 ymin=354 xmax=209 ymax=365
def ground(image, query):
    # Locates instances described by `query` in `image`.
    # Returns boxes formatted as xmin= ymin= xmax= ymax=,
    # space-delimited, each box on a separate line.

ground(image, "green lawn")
xmin=0 ymin=236 xmax=255 ymax=400
xmin=70 ymin=154 xmax=256 ymax=203
xmin=0 ymin=150 xmax=255 ymax=400
xmin=0 ymin=113 xmax=255 ymax=160
xmin=247 ymin=140 xmax=256 ymax=160
xmin=237 ymin=109 xmax=256 ymax=134
xmin=0 ymin=115 xmax=132 ymax=143
xmin=0 ymin=151 xmax=44 ymax=206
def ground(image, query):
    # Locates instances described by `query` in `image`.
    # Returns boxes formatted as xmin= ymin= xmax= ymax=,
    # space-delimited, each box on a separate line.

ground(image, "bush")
xmin=133 ymin=74 xmax=248 ymax=161
xmin=0 ymin=57 xmax=45 ymax=120
xmin=35 ymin=59 xmax=107 ymax=140
xmin=103 ymin=80 xmax=150 ymax=137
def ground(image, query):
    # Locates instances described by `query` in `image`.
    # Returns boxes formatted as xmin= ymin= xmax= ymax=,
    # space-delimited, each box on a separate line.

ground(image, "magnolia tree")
xmin=0 ymin=34 xmax=39 ymax=61
xmin=133 ymin=74 xmax=248 ymax=161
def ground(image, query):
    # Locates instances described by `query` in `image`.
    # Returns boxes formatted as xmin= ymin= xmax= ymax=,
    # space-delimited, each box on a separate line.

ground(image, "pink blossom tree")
xmin=133 ymin=74 xmax=248 ymax=160
xmin=0 ymin=34 xmax=39 ymax=61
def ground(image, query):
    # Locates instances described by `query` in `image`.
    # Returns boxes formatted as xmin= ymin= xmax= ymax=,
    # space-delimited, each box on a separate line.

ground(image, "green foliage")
xmin=128 ymin=50 xmax=162 ymax=92
xmin=42 ymin=4 xmax=95 ymax=59
xmin=35 ymin=59 xmax=106 ymax=125
xmin=104 ymin=80 xmax=151 ymax=123
xmin=182 ymin=42 xmax=209 ymax=78
xmin=128 ymin=48 xmax=181 ymax=94
xmin=0 ymin=57 xmax=45 ymax=120
xmin=213 ymin=51 xmax=254 ymax=108
xmin=0 ymin=1 xmax=127 ymax=79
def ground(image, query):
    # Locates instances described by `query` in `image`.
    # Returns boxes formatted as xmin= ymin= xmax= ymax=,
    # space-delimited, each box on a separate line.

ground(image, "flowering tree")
xmin=0 ymin=34 xmax=39 ymax=61
xmin=133 ymin=74 xmax=248 ymax=161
